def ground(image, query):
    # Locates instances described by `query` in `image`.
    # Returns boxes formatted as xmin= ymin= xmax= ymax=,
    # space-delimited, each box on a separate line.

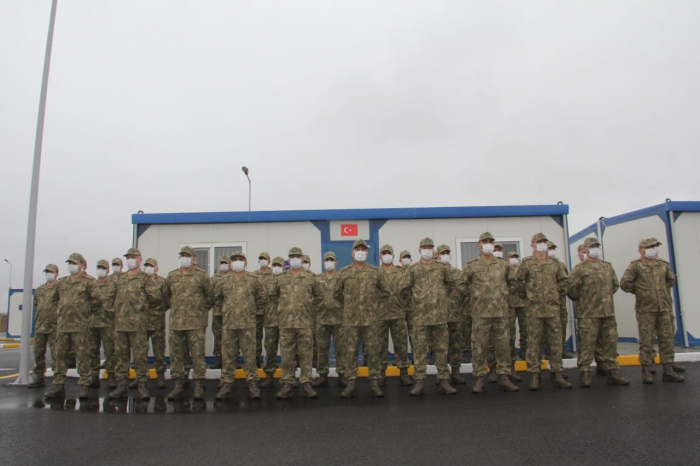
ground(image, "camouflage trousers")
xmin=472 ymin=317 xmax=510 ymax=377
xmin=147 ymin=327 xmax=167 ymax=373
xmin=53 ymin=331 xmax=90 ymax=386
xmin=637 ymin=312 xmax=675 ymax=365
xmin=114 ymin=331 xmax=149 ymax=382
xmin=88 ymin=326 xmax=115 ymax=378
xmin=406 ymin=311 xmax=414 ymax=350
xmin=170 ymin=328 xmax=207 ymax=380
xmin=412 ymin=324 xmax=450 ymax=381
xmin=345 ymin=326 xmax=381 ymax=381
xmin=221 ymin=328 xmax=258 ymax=383
xmin=280 ymin=328 xmax=313 ymax=385
xmin=316 ymin=324 xmax=345 ymax=375
xmin=514 ymin=308 xmax=526 ymax=359
xmin=462 ymin=316 xmax=472 ymax=356
xmin=447 ymin=321 xmax=464 ymax=370
xmin=263 ymin=326 xmax=280 ymax=373
xmin=577 ymin=317 xmax=620 ymax=371
xmin=256 ymin=314 xmax=264 ymax=361
xmin=32 ymin=331 xmax=56 ymax=376
xmin=560 ymin=303 xmax=568 ymax=347
xmin=378 ymin=318 xmax=410 ymax=370
xmin=212 ymin=315 xmax=222 ymax=359
xmin=526 ymin=316 xmax=563 ymax=373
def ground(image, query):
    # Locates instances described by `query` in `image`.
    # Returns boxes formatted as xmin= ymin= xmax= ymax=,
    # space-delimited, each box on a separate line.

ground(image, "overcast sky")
xmin=1 ymin=1 xmax=699 ymax=313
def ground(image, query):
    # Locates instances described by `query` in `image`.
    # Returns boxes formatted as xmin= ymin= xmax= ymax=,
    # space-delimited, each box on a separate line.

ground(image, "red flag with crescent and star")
xmin=340 ymin=224 xmax=358 ymax=236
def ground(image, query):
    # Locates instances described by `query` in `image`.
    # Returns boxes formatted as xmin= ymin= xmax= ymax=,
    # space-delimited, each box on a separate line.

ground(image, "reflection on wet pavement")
xmin=31 ymin=396 xmax=261 ymax=414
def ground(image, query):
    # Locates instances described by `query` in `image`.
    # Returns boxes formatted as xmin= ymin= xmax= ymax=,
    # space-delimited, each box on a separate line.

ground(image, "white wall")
xmin=671 ymin=212 xmax=700 ymax=342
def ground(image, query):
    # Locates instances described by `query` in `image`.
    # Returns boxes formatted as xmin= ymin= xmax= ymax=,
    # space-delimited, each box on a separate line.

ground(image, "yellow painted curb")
xmin=0 ymin=343 xmax=20 ymax=349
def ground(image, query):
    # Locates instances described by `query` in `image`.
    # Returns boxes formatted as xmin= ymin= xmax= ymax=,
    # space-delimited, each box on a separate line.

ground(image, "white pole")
xmin=15 ymin=0 xmax=58 ymax=385
xmin=667 ymin=210 xmax=690 ymax=347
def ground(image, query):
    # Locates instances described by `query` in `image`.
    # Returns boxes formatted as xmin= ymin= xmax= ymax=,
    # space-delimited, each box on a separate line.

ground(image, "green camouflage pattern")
xmin=88 ymin=326 xmax=115 ymax=377
xmin=114 ymin=331 xmax=149 ymax=382
xmin=210 ymin=270 xmax=230 ymax=317
xmin=378 ymin=265 xmax=408 ymax=321
xmin=170 ymin=328 xmax=207 ymax=379
xmin=620 ymin=258 xmax=676 ymax=313
xmin=345 ymin=325 xmax=381 ymax=380
xmin=280 ymin=328 xmax=314 ymax=384
xmin=567 ymin=260 xmax=619 ymax=318
xmin=147 ymin=328 xmax=167 ymax=372
xmin=525 ymin=316 xmax=563 ymax=373
xmin=221 ymin=328 xmax=258 ymax=383
xmin=378 ymin=317 xmax=409 ymax=369
xmin=461 ymin=257 xmax=517 ymax=318
xmin=577 ymin=316 xmax=620 ymax=371
xmin=56 ymin=273 xmax=101 ymax=333
xmin=90 ymin=278 xmax=116 ymax=328
xmin=411 ymin=324 xmax=450 ymax=380
xmin=253 ymin=268 xmax=275 ymax=316
xmin=32 ymin=332 xmax=56 ymax=376
xmin=114 ymin=270 xmax=162 ymax=332
xmin=269 ymin=270 xmax=323 ymax=329
xmin=516 ymin=255 xmax=567 ymax=318
xmin=398 ymin=261 xmax=455 ymax=326
xmin=213 ymin=272 xmax=267 ymax=329
xmin=446 ymin=267 xmax=465 ymax=323
xmin=212 ymin=315 xmax=223 ymax=359
xmin=52 ymin=331 xmax=90 ymax=386
xmin=335 ymin=264 xmax=390 ymax=327
xmin=34 ymin=282 xmax=59 ymax=334
xmin=316 ymin=324 xmax=345 ymax=375
xmin=471 ymin=317 xmax=511 ymax=376
xmin=263 ymin=326 xmax=280 ymax=373
xmin=636 ymin=312 xmax=675 ymax=365
xmin=316 ymin=271 xmax=343 ymax=326
xmin=447 ymin=321 xmax=464 ymax=370
xmin=164 ymin=268 xmax=214 ymax=330
xmin=147 ymin=275 xmax=167 ymax=331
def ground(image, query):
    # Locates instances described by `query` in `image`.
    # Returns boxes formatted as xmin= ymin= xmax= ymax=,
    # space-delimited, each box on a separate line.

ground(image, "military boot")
xmin=451 ymin=367 xmax=467 ymax=385
xmin=79 ymin=385 xmax=90 ymax=399
xmin=488 ymin=364 xmax=498 ymax=383
xmin=89 ymin=376 xmax=101 ymax=388
xmin=438 ymin=379 xmax=457 ymax=395
xmin=641 ymin=365 xmax=653 ymax=384
xmin=595 ymin=364 xmax=608 ymax=376
xmin=27 ymin=374 xmax=45 ymax=388
xmin=662 ymin=364 xmax=685 ymax=383
xmin=193 ymin=379 xmax=205 ymax=400
xmin=302 ymin=383 xmax=318 ymax=398
xmin=552 ymin=372 xmax=572 ymax=389
xmin=340 ymin=379 xmax=357 ymax=398
xmin=156 ymin=372 xmax=166 ymax=389
xmin=671 ymin=362 xmax=686 ymax=373
xmin=248 ymin=381 xmax=262 ymax=399
xmin=378 ymin=374 xmax=387 ymax=388
xmin=370 ymin=379 xmax=384 ymax=397
xmin=260 ymin=372 xmax=275 ymax=389
xmin=607 ymin=369 xmax=630 ymax=386
xmin=338 ymin=373 xmax=348 ymax=387
xmin=409 ymin=379 xmax=425 ymax=396
xmin=562 ymin=347 xmax=575 ymax=359
xmin=167 ymin=379 xmax=185 ymax=400
xmin=276 ymin=384 xmax=294 ymax=399
xmin=499 ymin=374 xmax=519 ymax=392
xmin=471 ymin=376 xmax=486 ymax=394
xmin=399 ymin=368 xmax=413 ymax=386
xmin=650 ymin=362 xmax=657 ymax=374
xmin=312 ymin=374 xmax=329 ymax=388
xmin=45 ymin=384 xmax=65 ymax=399
xmin=215 ymin=383 xmax=232 ymax=400
xmin=580 ymin=371 xmax=592 ymax=388
xmin=107 ymin=373 xmax=117 ymax=389
xmin=528 ymin=373 xmax=540 ymax=391
xmin=138 ymin=382 xmax=151 ymax=400
xmin=128 ymin=379 xmax=138 ymax=389
xmin=109 ymin=380 xmax=129 ymax=399
xmin=509 ymin=364 xmax=522 ymax=382
xmin=210 ymin=357 xmax=222 ymax=370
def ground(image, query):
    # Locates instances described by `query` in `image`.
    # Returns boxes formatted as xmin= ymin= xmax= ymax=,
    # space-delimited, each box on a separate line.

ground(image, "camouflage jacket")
xmin=56 ymin=273 xmax=101 ymax=333
xmin=214 ymin=272 xmax=267 ymax=329
xmin=398 ymin=261 xmax=455 ymax=326
xmin=460 ymin=257 xmax=516 ymax=319
xmin=163 ymin=267 xmax=214 ymax=330
xmin=253 ymin=269 xmax=275 ymax=316
xmin=508 ymin=266 xmax=525 ymax=308
xmin=446 ymin=266 xmax=466 ymax=323
xmin=114 ymin=270 xmax=162 ymax=332
xmin=269 ymin=270 xmax=323 ymax=329
xmin=567 ymin=259 xmax=619 ymax=318
xmin=335 ymin=263 xmax=390 ymax=327
xmin=90 ymin=278 xmax=117 ymax=328
xmin=210 ymin=271 xmax=230 ymax=317
xmin=516 ymin=255 xmax=568 ymax=318
xmin=378 ymin=265 xmax=408 ymax=322
xmin=147 ymin=275 xmax=167 ymax=330
xmin=316 ymin=271 xmax=343 ymax=326
xmin=620 ymin=258 xmax=676 ymax=313
xmin=34 ymin=282 xmax=59 ymax=334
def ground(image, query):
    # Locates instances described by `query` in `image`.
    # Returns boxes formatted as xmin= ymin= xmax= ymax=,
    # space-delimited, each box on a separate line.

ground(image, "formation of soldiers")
xmin=29 ymin=232 xmax=686 ymax=402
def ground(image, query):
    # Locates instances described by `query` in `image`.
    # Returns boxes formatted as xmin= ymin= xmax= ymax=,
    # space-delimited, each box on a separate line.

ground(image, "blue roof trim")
xmin=132 ymin=204 xmax=569 ymax=225
xmin=569 ymin=222 xmax=597 ymax=244
xmin=666 ymin=201 xmax=700 ymax=212
xmin=599 ymin=204 xmax=666 ymax=228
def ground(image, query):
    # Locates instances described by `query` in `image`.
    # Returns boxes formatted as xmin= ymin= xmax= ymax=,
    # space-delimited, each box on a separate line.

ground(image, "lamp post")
xmin=242 ymin=166 xmax=251 ymax=212
xmin=3 ymin=259 xmax=11 ymax=292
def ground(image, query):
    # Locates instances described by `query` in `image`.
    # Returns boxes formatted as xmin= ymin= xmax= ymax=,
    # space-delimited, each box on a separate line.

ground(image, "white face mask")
xmin=547 ymin=250 xmax=557 ymax=258
xmin=492 ymin=251 xmax=503 ymax=259
xmin=45 ymin=272 xmax=56 ymax=282
xmin=581 ymin=254 xmax=588 ymax=262
xmin=259 ymin=259 xmax=269 ymax=268
xmin=381 ymin=254 xmax=393 ymax=265
xmin=96 ymin=269 xmax=108 ymax=279
xmin=536 ymin=243 xmax=548 ymax=253
xmin=143 ymin=266 xmax=155 ymax=276
xmin=125 ymin=258 xmax=139 ymax=270
xmin=231 ymin=260 xmax=245 ymax=273
xmin=179 ymin=256 xmax=193 ymax=268
xmin=588 ymin=247 xmax=602 ymax=259
xmin=302 ymin=263 xmax=310 ymax=271
xmin=354 ymin=251 xmax=367 ymax=263
xmin=325 ymin=260 xmax=336 ymax=271
xmin=481 ymin=244 xmax=494 ymax=255
xmin=67 ymin=263 xmax=80 ymax=275
xmin=653 ymin=246 xmax=660 ymax=257
xmin=644 ymin=248 xmax=656 ymax=259
xmin=420 ymin=249 xmax=433 ymax=260
xmin=219 ymin=263 xmax=229 ymax=272
xmin=509 ymin=258 xmax=520 ymax=266
xmin=401 ymin=258 xmax=412 ymax=267
xmin=272 ymin=266 xmax=284 ymax=275
xmin=440 ymin=254 xmax=451 ymax=264
xmin=112 ymin=266 xmax=122 ymax=274
xmin=289 ymin=258 xmax=302 ymax=270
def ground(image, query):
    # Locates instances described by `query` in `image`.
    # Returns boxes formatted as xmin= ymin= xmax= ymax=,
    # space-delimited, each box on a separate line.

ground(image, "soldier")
xmin=399 ymin=237 xmax=458 ymax=396
xmin=89 ymin=260 xmax=117 ymax=390
xmin=163 ymin=245 xmax=214 ymax=400
xmin=108 ymin=248 xmax=161 ymax=400
xmin=111 ymin=258 xmax=124 ymax=281
xmin=44 ymin=253 xmax=101 ymax=399
xmin=436 ymin=244 xmax=467 ymax=385
xmin=398 ymin=250 xmax=414 ymax=358
xmin=516 ymin=233 xmax=572 ymax=390
xmin=253 ymin=252 xmax=273 ymax=368
xmin=28 ymin=264 xmax=60 ymax=388
xmin=143 ymin=258 xmax=168 ymax=389
xmin=460 ymin=232 xmax=519 ymax=394
xmin=313 ymin=251 xmax=347 ymax=388
xmin=507 ymin=252 xmax=527 ymax=364
xmin=493 ymin=242 xmax=504 ymax=259
xmin=620 ymin=238 xmax=684 ymax=383
xmin=302 ymin=255 xmax=312 ymax=272
xmin=260 ymin=256 xmax=285 ymax=388
xmin=334 ymin=239 xmax=390 ymax=398
xmin=547 ymin=241 xmax=575 ymax=359
xmin=210 ymin=256 xmax=231 ymax=369
xmin=567 ymin=237 xmax=629 ymax=387
xmin=377 ymin=245 xmax=412 ymax=387
xmin=269 ymin=247 xmax=323 ymax=399
xmin=214 ymin=252 xmax=267 ymax=400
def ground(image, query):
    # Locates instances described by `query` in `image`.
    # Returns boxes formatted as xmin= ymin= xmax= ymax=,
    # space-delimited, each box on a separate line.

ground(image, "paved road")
xmin=1 ymin=348 xmax=698 ymax=465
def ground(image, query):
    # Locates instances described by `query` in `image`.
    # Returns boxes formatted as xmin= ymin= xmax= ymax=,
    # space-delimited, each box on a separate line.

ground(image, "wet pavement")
xmin=1 ymin=347 xmax=700 ymax=465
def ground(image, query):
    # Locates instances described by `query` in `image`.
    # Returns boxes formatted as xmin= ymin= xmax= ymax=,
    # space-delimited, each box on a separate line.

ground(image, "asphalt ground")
xmin=1 ymin=347 xmax=699 ymax=465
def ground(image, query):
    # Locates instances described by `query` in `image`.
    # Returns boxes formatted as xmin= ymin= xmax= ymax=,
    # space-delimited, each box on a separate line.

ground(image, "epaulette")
xmin=466 ymin=257 xmax=478 ymax=264
xmin=657 ymin=258 xmax=671 ymax=265
xmin=339 ymin=264 xmax=353 ymax=273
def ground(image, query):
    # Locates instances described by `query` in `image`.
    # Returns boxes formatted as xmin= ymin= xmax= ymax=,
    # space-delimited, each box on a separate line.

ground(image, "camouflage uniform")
xmin=253 ymin=261 xmax=274 ymax=365
xmin=146 ymin=270 xmax=168 ymax=374
xmin=262 ymin=257 xmax=285 ymax=375
xmin=507 ymin=254 xmax=526 ymax=361
xmin=210 ymin=257 xmax=231 ymax=365
xmin=378 ymin=261 xmax=410 ymax=371
xmin=89 ymin=269 xmax=117 ymax=379
xmin=316 ymin=265 xmax=346 ymax=376
xmin=398 ymin=251 xmax=414 ymax=353
xmin=32 ymin=272 xmax=59 ymax=377
xmin=445 ymin=266 xmax=466 ymax=371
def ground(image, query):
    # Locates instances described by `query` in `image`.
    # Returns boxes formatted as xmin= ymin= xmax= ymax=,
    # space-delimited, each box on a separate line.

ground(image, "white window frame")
xmin=455 ymin=236 xmax=524 ymax=269
xmin=180 ymin=242 xmax=247 ymax=276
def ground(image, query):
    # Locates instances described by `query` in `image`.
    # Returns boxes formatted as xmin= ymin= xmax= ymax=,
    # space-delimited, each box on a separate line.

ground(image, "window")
xmin=456 ymin=237 xmax=523 ymax=269
xmin=181 ymin=243 xmax=246 ymax=276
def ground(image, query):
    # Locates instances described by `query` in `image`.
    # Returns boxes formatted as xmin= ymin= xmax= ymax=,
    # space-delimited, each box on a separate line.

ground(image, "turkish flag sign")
xmin=340 ymin=224 xmax=358 ymax=236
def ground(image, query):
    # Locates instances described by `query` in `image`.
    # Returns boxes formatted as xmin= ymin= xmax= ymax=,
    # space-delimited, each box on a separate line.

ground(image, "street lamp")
xmin=3 ymin=259 xmax=11 ymax=291
xmin=242 ymin=166 xmax=251 ymax=212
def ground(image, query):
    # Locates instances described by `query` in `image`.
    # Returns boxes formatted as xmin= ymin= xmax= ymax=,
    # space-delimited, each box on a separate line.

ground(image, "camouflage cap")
xmin=230 ymin=251 xmax=247 ymax=261
xmin=97 ymin=259 xmax=110 ymax=269
xmin=43 ymin=264 xmax=58 ymax=273
xmin=288 ymin=247 xmax=304 ymax=256
xmin=639 ymin=237 xmax=661 ymax=248
xmin=179 ymin=245 xmax=195 ymax=256
xmin=399 ymin=250 xmax=411 ymax=258
xmin=352 ymin=239 xmax=369 ymax=249
xmin=547 ymin=241 xmax=557 ymax=249
xmin=436 ymin=244 xmax=451 ymax=254
xmin=258 ymin=252 xmax=271 ymax=261
xmin=577 ymin=244 xmax=586 ymax=253
xmin=507 ymin=251 xmax=519 ymax=258
xmin=124 ymin=247 xmax=142 ymax=257
xmin=218 ymin=255 xmax=231 ymax=264
xmin=419 ymin=237 xmax=434 ymax=247
xmin=478 ymin=232 xmax=495 ymax=242
xmin=112 ymin=258 xmax=123 ymax=266
xmin=493 ymin=242 xmax=503 ymax=250
xmin=583 ymin=237 xmax=601 ymax=248
xmin=380 ymin=244 xmax=394 ymax=254
xmin=303 ymin=255 xmax=311 ymax=263
xmin=323 ymin=251 xmax=337 ymax=261
xmin=272 ymin=256 xmax=286 ymax=266
xmin=531 ymin=232 xmax=548 ymax=243
xmin=144 ymin=258 xmax=158 ymax=267
xmin=66 ymin=252 xmax=85 ymax=264
xmin=648 ymin=237 xmax=662 ymax=246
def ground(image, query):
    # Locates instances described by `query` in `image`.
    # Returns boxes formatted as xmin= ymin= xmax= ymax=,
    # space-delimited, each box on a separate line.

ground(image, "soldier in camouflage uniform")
xmin=28 ymin=264 xmax=60 ymax=388
xmin=460 ymin=232 xmax=519 ymax=394
xmin=334 ymin=239 xmax=390 ymax=398
xmin=620 ymin=238 xmax=684 ymax=383
xmin=516 ymin=233 xmax=572 ymax=390
xmin=143 ymin=258 xmax=168 ymax=389
xmin=214 ymin=252 xmax=267 ymax=400
xmin=398 ymin=250 xmax=414 ymax=356
xmin=108 ymin=248 xmax=162 ymax=400
xmin=485 ymin=242 xmax=506 ymax=382
xmin=574 ymin=243 xmax=606 ymax=375
xmin=313 ymin=252 xmax=347 ymax=388
xmin=209 ymin=256 xmax=231 ymax=369
xmin=377 ymin=245 xmax=412 ymax=387
xmin=567 ymin=237 xmax=629 ymax=387
xmin=547 ymin=241 xmax=575 ymax=359
xmin=44 ymin=253 xmax=101 ymax=400
xmin=163 ymin=245 xmax=214 ymax=400
xmin=399 ymin=237 xmax=458 ymax=396
xmin=270 ymin=247 xmax=323 ymax=399
xmin=507 ymin=252 xmax=527 ymax=364
xmin=111 ymin=258 xmax=124 ymax=281
xmin=89 ymin=260 xmax=117 ymax=390
xmin=261 ymin=256 xmax=285 ymax=388
xmin=253 ymin=252 xmax=273 ymax=367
